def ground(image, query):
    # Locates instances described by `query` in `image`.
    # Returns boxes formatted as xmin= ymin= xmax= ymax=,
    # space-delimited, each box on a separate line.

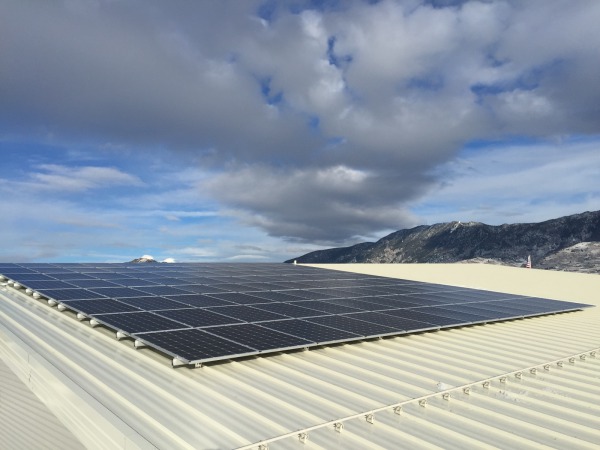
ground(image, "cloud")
xmin=205 ymin=164 xmax=422 ymax=243
xmin=1 ymin=0 xmax=599 ymax=247
xmin=24 ymin=164 xmax=144 ymax=192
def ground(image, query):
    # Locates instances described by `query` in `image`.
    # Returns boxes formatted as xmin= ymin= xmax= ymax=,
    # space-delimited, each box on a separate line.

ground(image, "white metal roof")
xmin=1 ymin=264 xmax=599 ymax=449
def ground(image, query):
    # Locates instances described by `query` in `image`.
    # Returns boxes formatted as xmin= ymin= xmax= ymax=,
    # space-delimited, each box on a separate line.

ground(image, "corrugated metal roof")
xmin=1 ymin=264 xmax=599 ymax=449
xmin=0 ymin=353 xmax=85 ymax=450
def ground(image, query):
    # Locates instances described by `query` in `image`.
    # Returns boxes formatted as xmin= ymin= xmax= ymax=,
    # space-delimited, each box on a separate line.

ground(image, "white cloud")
xmin=24 ymin=164 xmax=143 ymax=192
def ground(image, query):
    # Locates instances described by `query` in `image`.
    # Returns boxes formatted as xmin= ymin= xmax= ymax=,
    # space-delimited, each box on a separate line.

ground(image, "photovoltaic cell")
xmin=51 ymin=273 xmax=97 ymax=280
xmin=89 ymin=287 xmax=148 ymax=298
xmin=360 ymin=296 xmax=424 ymax=309
xmin=326 ymin=298 xmax=393 ymax=311
xmin=137 ymin=328 xmax=255 ymax=361
xmin=359 ymin=296 xmax=424 ymax=309
xmin=306 ymin=315 xmax=398 ymax=337
xmin=283 ymin=290 xmax=336 ymax=300
xmin=62 ymin=299 xmax=139 ymax=314
xmin=206 ymin=305 xmax=287 ymax=322
xmin=206 ymin=324 xmax=312 ymax=350
xmin=207 ymin=292 xmax=273 ymax=305
xmin=436 ymin=304 xmax=515 ymax=321
xmin=65 ymin=279 xmax=123 ymax=289
xmin=291 ymin=301 xmax=362 ymax=314
xmin=209 ymin=283 xmax=257 ymax=292
xmin=94 ymin=312 xmax=189 ymax=333
xmin=244 ymin=291 xmax=306 ymax=302
xmin=38 ymin=288 xmax=106 ymax=301
xmin=117 ymin=296 xmax=190 ymax=311
xmin=252 ymin=302 xmax=329 ymax=318
xmin=379 ymin=309 xmax=459 ymax=326
xmin=20 ymin=280 xmax=77 ymax=290
xmin=344 ymin=311 xmax=439 ymax=331
xmin=134 ymin=285 xmax=194 ymax=296
xmin=112 ymin=278 xmax=160 ymax=287
xmin=175 ymin=285 xmax=229 ymax=294
xmin=0 ymin=268 xmax=37 ymax=274
xmin=164 ymin=294 xmax=234 ymax=308
xmin=4 ymin=273 xmax=55 ymax=281
xmin=157 ymin=308 xmax=244 ymax=327
xmin=409 ymin=307 xmax=489 ymax=323
xmin=261 ymin=319 xmax=361 ymax=343
xmin=241 ymin=282 xmax=290 ymax=291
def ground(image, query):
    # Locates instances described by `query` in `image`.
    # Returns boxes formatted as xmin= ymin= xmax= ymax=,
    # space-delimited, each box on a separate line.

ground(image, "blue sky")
xmin=1 ymin=0 xmax=599 ymax=262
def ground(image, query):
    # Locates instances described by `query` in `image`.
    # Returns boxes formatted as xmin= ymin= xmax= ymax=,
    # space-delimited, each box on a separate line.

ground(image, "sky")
xmin=1 ymin=0 xmax=599 ymax=263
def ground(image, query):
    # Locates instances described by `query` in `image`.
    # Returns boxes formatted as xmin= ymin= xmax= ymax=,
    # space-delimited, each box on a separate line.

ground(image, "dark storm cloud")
xmin=2 ymin=0 xmax=600 ymax=243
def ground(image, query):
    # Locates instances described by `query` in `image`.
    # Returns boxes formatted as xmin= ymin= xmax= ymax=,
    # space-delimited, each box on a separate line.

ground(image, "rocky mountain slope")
xmin=286 ymin=210 xmax=600 ymax=273
xmin=129 ymin=255 xmax=158 ymax=263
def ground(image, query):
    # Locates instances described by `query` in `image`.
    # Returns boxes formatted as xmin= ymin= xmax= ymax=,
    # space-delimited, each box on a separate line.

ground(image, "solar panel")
xmin=157 ymin=308 xmax=244 ymax=327
xmin=343 ymin=311 xmax=439 ymax=331
xmin=290 ymin=300 xmax=362 ymax=314
xmin=93 ymin=312 xmax=190 ymax=333
xmin=377 ymin=308 xmax=458 ymax=326
xmin=117 ymin=296 xmax=191 ymax=311
xmin=61 ymin=299 xmax=140 ymax=314
xmin=3 ymin=273 xmax=55 ymax=281
xmin=208 ymin=283 xmax=257 ymax=292
xmin=306 ymin=315 xmax=398 ymax=337
xmin=206 ymin=324 xmax=312 ymax=351
xmin=112 ymin=278 xmax=161 ymax=287
xmin=89 ymin=287 xmax=148 ymax=298
xmin=205 ymin=305 xmax=287 ymax=322
xmin=134 ymin=285 xmax=194 ymax=296
xmin=19 ymin=280 xmax=78 ymax=290
xmin=240 ymin=282 xmax=290 ymax=291
xmin=37 ymin=288 xmax=106 ymax=300
xmin=252 ymin=302 xmax=329 ymax=318
xmin=283 ymin=289 xmax=336 ymax=300
xmin=408 ymin=306 xmax=489 ymax=323
xmin=246 ymin=291 xmax=308 ymax=302
xmin=260 ymin=319 xmax=362 ymax=344
xmin=358 ymin=296 xmax=424 ymax=309
xmin=65 ymin=279 xmax=123 ymax=288
xmin=174 ymin=284 xmax=228 ymax=294
xmin=0 ymin=262 xmax=592 ymax=367
xmin=136 ymin=329 xmax=255 ymax=361
xmin=164 ymin=294 xmax=234 ymax=308
xmin=144 ymin=277 xmax=191 ymax=286
xmin=327 ymin=298 xmax=393 ymax=311
xmin=51 ymin=273 xmax=98 ymax=281
xmin=206 ymin=292 xmax=274 ymax=305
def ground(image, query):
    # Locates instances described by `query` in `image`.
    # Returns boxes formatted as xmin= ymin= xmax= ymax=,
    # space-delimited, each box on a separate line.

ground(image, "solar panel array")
xmin=0 ymin=263 xmax=592 ymax=366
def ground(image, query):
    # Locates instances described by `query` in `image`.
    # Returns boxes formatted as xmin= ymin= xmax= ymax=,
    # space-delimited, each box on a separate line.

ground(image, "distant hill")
xmin=129 ymin=255 xmax=158 ymax=263
xmin=286 ymin=210 xmax=600 ymax=273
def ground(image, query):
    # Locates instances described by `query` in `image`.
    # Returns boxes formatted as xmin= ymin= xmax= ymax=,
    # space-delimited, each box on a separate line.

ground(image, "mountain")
xmin=129 ymin=255 xmax=158 ymax=263
xmin=286 ymin=210 xmax=600 ymax=273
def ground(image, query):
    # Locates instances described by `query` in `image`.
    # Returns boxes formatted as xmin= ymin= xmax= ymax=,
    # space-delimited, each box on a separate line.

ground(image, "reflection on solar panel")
xmin=0 ymin=263 xmax=592 ymax=367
